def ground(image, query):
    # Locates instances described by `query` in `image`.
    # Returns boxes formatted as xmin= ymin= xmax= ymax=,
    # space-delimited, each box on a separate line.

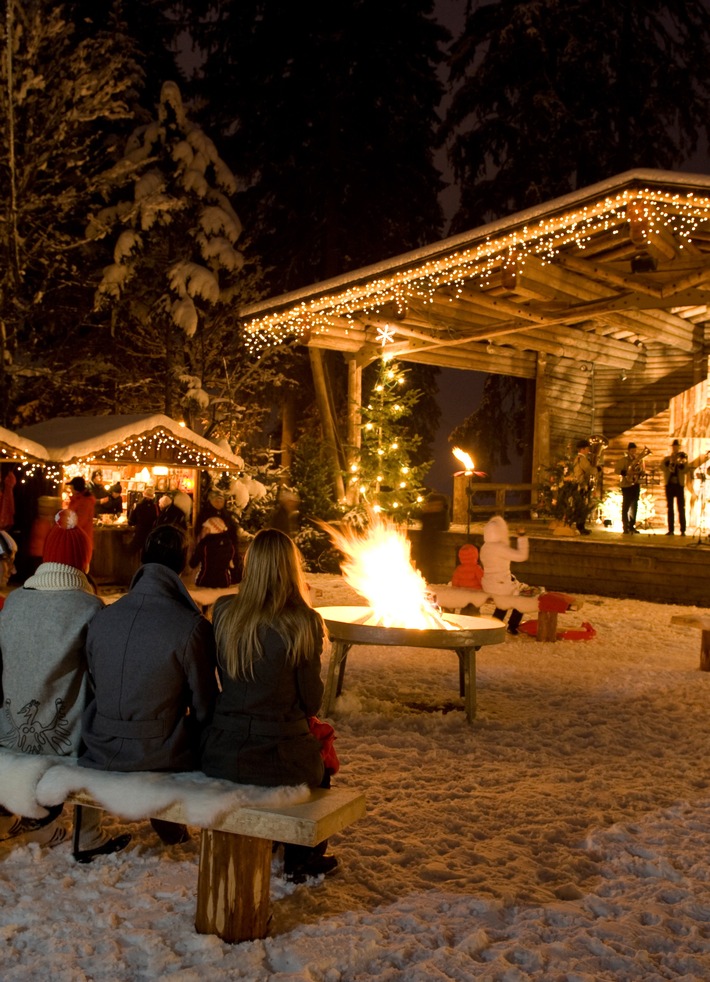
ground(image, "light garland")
xmin=78 ymin=429 xmax=236 ymax=472
xmin=242 ymin=187 xmax=710 ymax=352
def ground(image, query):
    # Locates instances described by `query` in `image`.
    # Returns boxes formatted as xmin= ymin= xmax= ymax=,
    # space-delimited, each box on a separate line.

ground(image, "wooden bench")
xmin=430 ymin=586 xmax=579 ymax=642
xmin=0 ymin=752 xmax=365 ymax=945
xmin=670 ymin=614 xmax=710 ymax=671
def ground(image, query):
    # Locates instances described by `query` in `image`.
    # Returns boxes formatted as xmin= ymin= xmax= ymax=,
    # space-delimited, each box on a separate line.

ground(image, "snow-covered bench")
xmin=0 ymin=750 xmax=365 ymax=944
xmin=429 ymin=587 xmax=580 ymax=643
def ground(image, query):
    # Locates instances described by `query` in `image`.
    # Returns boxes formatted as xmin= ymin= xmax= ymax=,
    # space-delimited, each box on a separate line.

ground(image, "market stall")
xmin=16 ymin=414 xmax=244 ymax=585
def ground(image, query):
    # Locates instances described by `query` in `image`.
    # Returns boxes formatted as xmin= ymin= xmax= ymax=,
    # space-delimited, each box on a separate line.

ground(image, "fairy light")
xmin=241 ymin=186 xmax=710 ymax=351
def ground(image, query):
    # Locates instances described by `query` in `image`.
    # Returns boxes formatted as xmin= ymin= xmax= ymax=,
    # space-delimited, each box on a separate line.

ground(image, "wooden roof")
xmin=239 ymin=169 xmax=710 ymax=377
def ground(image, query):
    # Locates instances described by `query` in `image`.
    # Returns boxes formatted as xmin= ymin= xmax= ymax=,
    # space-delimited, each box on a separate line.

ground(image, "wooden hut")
xmin=15 ymin=414 xmax=244 ymax=583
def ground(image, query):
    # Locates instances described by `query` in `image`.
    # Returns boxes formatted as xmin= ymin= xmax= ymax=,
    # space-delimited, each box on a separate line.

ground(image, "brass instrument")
xmin=628 ymin=446 xmax=651 ymax=483
xmin=667 ymin=449 xmax=688 ymax=477
xmin=588 ymin=434 xmax=608 ymax=497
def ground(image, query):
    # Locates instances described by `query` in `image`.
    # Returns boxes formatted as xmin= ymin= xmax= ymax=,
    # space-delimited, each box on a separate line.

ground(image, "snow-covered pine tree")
xmin=0 ymin=0 xmax=142 ymax=425
xmin=86 ymin=80 xmax=276 ymax=445
xmin=350 ymin=356 xmax=429 ymax=522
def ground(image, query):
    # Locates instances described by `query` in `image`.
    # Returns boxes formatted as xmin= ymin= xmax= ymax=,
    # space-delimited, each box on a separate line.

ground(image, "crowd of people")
xmin=0 ymin=500 xmax=336 ymax=879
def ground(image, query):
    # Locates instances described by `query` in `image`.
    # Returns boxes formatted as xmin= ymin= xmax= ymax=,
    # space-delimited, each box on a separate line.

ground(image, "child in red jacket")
xmin=451 ymin=542 xmax=484 ymax=590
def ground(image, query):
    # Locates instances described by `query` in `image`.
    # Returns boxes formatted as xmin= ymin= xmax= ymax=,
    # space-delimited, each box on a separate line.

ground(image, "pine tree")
xmin=350 ymin=357 xmax=430 ymax=521
xmin=85 ymin=80 xmax=279 ymax=446
xmin=0 ymin=0 xmax=143 ymax=424
xmin=443 ymin=0 xmax=710 ymax=231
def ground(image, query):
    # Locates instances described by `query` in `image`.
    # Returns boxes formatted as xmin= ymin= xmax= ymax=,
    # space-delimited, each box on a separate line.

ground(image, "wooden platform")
xmin=409 ymin=522 xmax=710 ymax=607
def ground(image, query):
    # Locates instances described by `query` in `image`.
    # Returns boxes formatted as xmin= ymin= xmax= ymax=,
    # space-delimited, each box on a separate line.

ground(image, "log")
xmin=701 ymin=630 xmax=710 ymax=672
xmin=536 ymin=609 xmax=558 ymax=643
xmin=195 ymin=829 xmax=271 ymax=944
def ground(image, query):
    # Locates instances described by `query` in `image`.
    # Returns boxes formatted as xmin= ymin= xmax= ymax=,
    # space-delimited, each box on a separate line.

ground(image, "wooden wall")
xmin=408 ymin=528 xmax=710 ymax=607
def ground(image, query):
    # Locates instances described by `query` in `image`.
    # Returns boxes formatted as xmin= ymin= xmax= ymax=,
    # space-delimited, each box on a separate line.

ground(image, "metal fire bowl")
xmin=316 ymin=605 xmax=505 ymax=649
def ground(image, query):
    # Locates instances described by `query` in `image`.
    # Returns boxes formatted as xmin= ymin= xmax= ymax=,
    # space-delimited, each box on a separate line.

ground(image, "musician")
xmin=571 ymin=439 xmax=595 ymax=535
xmin=615 ymin=442 xmax=645 ymax=534
xmin=661 ymin=439 xmax=687 ymax=536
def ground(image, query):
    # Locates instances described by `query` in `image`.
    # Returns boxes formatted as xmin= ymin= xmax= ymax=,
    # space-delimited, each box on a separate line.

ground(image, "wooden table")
xmin=316 ymin=606 xmax=505 ymax=723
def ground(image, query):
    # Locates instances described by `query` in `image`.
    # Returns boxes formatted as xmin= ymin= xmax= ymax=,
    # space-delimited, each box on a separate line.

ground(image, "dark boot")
xmin=283 ymin=839 xmax=338 ymax=883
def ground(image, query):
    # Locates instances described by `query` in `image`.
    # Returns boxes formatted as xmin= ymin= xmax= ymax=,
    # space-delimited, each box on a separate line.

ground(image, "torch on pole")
xmin=452 ymin=447 xmax=487 ymax=541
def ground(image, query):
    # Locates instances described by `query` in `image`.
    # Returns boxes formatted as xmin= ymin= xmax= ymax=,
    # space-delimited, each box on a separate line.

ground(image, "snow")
xmin=2 ymin=574 xmax=710 ymax=980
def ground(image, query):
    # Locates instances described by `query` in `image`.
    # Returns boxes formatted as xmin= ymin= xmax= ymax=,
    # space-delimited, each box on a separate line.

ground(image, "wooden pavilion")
xmin=237 ymin=169 xmax=710 ymax=605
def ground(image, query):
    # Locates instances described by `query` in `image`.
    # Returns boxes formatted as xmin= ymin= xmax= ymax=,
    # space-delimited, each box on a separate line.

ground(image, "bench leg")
xmin=454 ymin=647 xmax=477 ymax=723
xmin=195 ymin=829 xmax=271 ymax=943
xmin=323 ymin=641 xmax=351 ymax=715
xmin=701 ymin=630 xmax=710 ymax=671
xmin=536 ymin=609 xmax=559 ymax=642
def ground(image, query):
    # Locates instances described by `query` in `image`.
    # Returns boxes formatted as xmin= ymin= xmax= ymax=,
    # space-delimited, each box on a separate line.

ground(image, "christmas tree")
xmin=348 ymin=356 xmax=429 ymax=521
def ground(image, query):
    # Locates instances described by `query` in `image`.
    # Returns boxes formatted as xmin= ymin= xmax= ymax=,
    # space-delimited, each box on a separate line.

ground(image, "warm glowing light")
xmin=452 ymin=446 xmax=475 ymax=473
xmin=152 ymin=466 xmax=169 ymax=475
xmin=135 ymin=467 xmax=151 ymax=483
xmin=241 ymin=186 xmax=710 ymax=354
xmin=322 ymin=513 xmax=451 ymax=629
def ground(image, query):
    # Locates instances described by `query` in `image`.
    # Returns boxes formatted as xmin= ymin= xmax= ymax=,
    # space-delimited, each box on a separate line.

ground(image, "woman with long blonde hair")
xmin=200 ymin=528 xmax=336 ymax=880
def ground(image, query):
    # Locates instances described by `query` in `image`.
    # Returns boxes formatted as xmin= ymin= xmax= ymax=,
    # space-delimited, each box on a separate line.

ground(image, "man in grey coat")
xmin=80 ymin=524 xmax=218 ymax=843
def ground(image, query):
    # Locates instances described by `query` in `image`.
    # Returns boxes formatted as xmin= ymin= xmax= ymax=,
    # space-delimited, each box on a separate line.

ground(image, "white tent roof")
xmin=0 ymin=424 xmax=48 ymax=462
xmin=17 ymin=414 xmax=243 ymax=470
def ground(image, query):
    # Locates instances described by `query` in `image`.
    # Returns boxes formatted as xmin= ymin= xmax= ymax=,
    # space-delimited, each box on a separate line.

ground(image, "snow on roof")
xmin=16 ymin=414 xmax=242 ymax=469
xmin=0 ymin=424 xmax=48 ymax=461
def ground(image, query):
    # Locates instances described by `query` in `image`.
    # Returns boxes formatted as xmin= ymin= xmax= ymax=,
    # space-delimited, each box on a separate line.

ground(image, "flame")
xmin=322 ymin=512 xmax=452 ymax=629
xmin=452 ymin=446 xmax=474 ymax=472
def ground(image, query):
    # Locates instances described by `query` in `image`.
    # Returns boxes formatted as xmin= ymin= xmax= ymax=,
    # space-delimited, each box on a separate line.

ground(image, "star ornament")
xmin=376 ymin=324 xmax=396 ymax=347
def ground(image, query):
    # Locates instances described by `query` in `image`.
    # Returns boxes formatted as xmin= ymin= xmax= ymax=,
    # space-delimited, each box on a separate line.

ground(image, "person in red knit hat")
xmin=65 ymin=476 xmax=96 ymax=562
xmin=0 ymin=509 xmax=130 ymax=860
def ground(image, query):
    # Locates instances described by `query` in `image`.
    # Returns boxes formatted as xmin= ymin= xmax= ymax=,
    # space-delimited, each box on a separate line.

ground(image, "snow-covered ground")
xmin=2 ymin=574 xmax=710 ymax=981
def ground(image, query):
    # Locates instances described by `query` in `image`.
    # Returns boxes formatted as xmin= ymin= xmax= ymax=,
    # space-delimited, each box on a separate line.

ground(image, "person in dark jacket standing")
xmin=189 ymin=516 xmax=237 ymax=588
xmin=80 ymin=524 xmax=218 ymax=844
xmin=127 ymin=486 xmax=159 ymax=554
xmin=200 ymin=528 xmax=337 ymax=882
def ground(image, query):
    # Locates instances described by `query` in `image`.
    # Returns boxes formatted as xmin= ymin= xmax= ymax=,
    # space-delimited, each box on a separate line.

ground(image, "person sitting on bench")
xmin=201 ymin=528 xmax=338 ymax=883
xmin=480 ymin=515 xmax=530 ymax=636
xmin=80 ymin=524 xmax=218 ymax=847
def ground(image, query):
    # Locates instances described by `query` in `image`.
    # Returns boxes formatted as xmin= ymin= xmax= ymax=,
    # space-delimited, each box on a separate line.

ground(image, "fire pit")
xmin=317 ymin=606 xmax=506 ymax=723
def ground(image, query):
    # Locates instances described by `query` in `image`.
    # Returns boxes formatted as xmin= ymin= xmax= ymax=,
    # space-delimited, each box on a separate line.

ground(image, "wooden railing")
xmin=452 ymin=479 xmax=535 ymax=523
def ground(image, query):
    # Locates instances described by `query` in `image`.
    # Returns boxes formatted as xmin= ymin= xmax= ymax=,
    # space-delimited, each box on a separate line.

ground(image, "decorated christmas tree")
xmin=348 ymin=355 xmax=429 ymax=522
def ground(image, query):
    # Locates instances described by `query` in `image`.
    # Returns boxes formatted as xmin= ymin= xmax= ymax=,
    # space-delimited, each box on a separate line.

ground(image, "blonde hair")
xmin=215 ymin=528 xmax=323 ymax=680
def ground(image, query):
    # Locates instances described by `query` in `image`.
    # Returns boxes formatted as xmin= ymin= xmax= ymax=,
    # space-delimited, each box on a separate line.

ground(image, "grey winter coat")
xmin=79 ymin=563 xmax=218 ymax=772
xmin=0 ymin=563 xmax=103 ymax=756
xmin=200 ymin=597 xmax=325 ymax=788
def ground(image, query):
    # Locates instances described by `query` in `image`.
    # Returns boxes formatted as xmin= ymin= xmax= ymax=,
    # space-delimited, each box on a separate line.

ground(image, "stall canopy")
xmin=0 ymin=424 xmax=48 ymax=464
xmin=16 ymin=414 xmax=243 ymax=471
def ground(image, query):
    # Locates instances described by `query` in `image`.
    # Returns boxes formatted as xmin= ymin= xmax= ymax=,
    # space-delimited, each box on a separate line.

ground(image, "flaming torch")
xmin=452 ymin=447 xmax=486 ymax=538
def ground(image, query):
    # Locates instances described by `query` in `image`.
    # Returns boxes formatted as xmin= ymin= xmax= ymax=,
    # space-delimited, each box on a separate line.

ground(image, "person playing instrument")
xmin=571 ymin=439 xmax=595 ymax=535
xmin=615 ymin=442 xmax=645 ymax=534
xmin=662 ymin=439 xmax=687 ymax=536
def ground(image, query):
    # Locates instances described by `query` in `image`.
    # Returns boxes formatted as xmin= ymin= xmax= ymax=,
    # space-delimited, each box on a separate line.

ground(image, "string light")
xmin=241 ymin=187 xmax=710 ymax=351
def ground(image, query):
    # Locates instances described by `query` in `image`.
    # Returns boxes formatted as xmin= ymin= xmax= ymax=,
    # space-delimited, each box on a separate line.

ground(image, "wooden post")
xmin=346 ymin=355 xmax=362 ymax=505
xmin=701 ymin=630 xmax=710 ymax=671
xmin=195 ymin=829 xmax=271 ymax=943
xmin=531 ymin=353 xmax=551 ymax=508
xmin=309 ymin=347 xmax=346 ymax=501
xmin=536 ymin=609 xmax=558 ymax=643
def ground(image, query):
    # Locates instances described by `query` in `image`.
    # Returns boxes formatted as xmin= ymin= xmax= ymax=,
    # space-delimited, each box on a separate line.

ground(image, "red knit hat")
xmin=43 ymin=509 xmax=91 ymax=570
